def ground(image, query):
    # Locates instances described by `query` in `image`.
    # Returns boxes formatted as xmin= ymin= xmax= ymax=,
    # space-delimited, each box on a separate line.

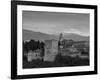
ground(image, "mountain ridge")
xmin=23 ymin=29 xmax=89 ymax=41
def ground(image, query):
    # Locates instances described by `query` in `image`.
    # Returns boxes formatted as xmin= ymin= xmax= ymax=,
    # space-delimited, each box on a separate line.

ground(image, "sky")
xmin=22 ymin=11 xmax=90 ymax=36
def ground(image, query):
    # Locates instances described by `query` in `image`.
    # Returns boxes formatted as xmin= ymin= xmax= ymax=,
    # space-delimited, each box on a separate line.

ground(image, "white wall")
xmin=0 ymin=0 xmax=99 ymax=80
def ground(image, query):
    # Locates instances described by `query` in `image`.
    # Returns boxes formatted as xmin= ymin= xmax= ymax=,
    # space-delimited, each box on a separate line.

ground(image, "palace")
xmin=44 ymin=39 xmax=58 ymax=62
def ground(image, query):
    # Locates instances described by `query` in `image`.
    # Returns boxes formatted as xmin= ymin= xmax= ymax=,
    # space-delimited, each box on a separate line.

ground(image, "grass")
xmin=23 ymin=55 xmax=89 ymax=69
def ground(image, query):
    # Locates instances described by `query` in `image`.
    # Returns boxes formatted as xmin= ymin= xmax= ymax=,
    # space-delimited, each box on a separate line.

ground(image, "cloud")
xmin=22 ymin=11 xmax=89 ymax=36
xmin=63 ymin=28 xmax=89 ymax=36
xmin=63 ymin=28 xmax=80 ymax=33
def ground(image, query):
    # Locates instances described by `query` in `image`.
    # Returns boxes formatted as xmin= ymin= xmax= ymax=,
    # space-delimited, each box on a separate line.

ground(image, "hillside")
xmin=23 ymin=29 xmax=89 ymax=41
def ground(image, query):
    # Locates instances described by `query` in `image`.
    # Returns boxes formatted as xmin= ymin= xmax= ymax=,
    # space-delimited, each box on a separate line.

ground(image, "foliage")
xmin=23 ymin=39 xmax=44 ymax=52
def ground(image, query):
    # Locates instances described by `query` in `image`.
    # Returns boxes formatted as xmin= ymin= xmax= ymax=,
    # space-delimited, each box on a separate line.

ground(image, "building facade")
xmin=44 ymin=39 xmax=58 ymax=62
xmin=27 ymin=49 xmax=42 ymax=62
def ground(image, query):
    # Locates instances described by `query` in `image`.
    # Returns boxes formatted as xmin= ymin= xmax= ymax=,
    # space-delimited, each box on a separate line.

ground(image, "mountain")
xmin=23 ymin=29 xmax=89 ymax=41
xmin=23 ymin=29 xmax=58 ymax=41
xmin=63 ymin=33 xmax=89 ymax=41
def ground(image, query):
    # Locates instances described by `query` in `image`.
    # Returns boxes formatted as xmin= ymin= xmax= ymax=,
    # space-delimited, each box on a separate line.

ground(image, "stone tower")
xmin=44 ymin=39 xmax=58 ymax=62
xmin=59 ymin=33 xmax=63 ymax=49
xmin=59 ymin=33 xmax=63 ymax=42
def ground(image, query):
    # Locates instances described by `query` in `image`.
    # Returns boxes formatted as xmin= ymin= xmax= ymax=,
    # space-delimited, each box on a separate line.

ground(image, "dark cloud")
xmin=22 ymin=11 xmax=90 ymax=36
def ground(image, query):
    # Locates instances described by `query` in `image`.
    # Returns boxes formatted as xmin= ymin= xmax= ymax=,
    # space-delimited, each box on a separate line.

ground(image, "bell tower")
xmin=59 ymin=33 xmax=63 ymax=49
xmin=59 ymin=33 xmax=63 ymax=43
